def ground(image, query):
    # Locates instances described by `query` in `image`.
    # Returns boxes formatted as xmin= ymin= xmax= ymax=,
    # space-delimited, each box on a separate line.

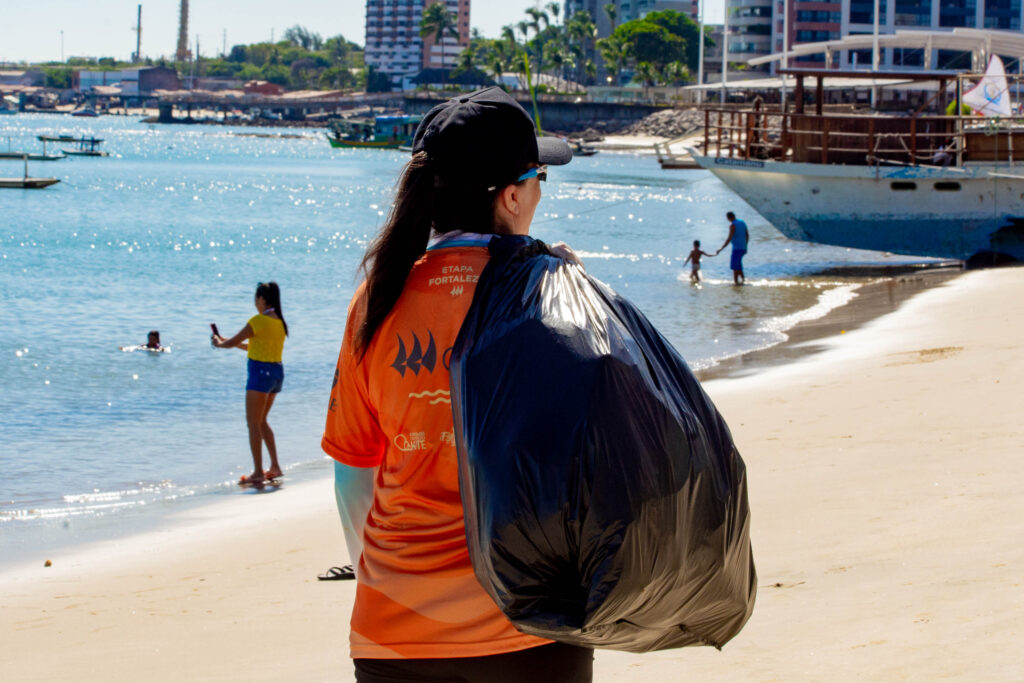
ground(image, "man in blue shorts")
xmin=717 ymin=211 xmax=749 ymax=284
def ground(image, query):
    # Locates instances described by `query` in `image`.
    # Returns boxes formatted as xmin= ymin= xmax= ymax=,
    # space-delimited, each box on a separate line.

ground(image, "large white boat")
xmin=688 ymin=50 xmax=1024 ymax=265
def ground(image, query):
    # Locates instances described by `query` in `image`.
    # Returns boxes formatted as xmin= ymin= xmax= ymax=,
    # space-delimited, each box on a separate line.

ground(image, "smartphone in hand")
xmin=210 ymin=323 xmax=220 ymax=337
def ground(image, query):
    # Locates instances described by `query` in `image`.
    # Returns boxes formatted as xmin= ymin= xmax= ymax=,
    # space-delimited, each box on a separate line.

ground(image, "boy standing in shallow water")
xmin=683 ymin=239 xmax=714 ymax=283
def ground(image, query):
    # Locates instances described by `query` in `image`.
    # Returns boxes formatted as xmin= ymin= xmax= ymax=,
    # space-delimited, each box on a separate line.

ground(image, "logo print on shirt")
xmin=408 ymin=389 xmax=450 ymax=405
xmin=390 ymin=331 xmax=437 ymax=376
xmin=450 ymin=285 xmax=464 ymax=297
xmin=394 ymin=432 xmax=428 ymax=451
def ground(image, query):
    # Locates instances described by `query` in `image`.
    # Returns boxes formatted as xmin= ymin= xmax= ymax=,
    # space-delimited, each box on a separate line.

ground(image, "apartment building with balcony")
xmin=759 ymin=0 xmax=1024 ymax=72
xmin=364 ymin=0 xmax=470 ymax=90
xmin=728 ymin=0 xmax=775 ymax=73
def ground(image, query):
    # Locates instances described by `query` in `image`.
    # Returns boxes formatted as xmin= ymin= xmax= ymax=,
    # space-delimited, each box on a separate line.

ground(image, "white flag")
xmin=963 ymin=55 xmax=1012 ymax=117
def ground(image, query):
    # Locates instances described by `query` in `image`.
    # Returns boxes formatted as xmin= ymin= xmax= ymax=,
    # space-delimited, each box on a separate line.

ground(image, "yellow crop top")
xmin=247 ymin=314 xmax=285 ymax=363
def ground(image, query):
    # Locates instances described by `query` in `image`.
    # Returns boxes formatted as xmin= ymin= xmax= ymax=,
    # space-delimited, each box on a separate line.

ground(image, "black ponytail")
xmin=357 ymin=152 xmax=515 ymax=357
xmin=256 ymin=281 xmax=288 ymax=336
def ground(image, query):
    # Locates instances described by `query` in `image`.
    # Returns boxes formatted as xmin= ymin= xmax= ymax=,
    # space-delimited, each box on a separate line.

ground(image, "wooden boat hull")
xmin=689 ymin=149 xmax=1024 ymax=262
xmin=0 ymin=152 xmax=66 ymax=161
xmin=0 ymin=177 xmax=60 ymax=188
xmin=63 ymin=150 xmax=109 ymax=157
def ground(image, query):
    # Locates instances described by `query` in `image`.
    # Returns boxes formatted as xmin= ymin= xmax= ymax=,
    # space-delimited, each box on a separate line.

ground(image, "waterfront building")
xmin=76 ymin=66 xmax=180 ymax=97
xmin=364 ymin=0 xmax=470 ymax=91
xmin=757 ymin=0 xmax=1024 ymax=73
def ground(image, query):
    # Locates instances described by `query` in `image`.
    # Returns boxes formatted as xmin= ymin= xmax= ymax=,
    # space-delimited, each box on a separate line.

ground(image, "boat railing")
xmin=701 ymin=107 xmax=1024 ymax=167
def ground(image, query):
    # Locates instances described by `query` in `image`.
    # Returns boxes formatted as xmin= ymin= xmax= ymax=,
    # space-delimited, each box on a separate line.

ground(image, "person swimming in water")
xmin=120 ymin=330 xmax=168 ymax=352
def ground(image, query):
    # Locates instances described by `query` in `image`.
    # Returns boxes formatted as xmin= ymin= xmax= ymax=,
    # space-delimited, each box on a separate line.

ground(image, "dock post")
xmin=158 ymin=103 xmax=175 ymax=123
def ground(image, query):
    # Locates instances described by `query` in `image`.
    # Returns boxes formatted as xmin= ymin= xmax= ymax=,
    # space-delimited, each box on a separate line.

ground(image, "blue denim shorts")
xmin=246 ymin=359 xmax=284 ymax=394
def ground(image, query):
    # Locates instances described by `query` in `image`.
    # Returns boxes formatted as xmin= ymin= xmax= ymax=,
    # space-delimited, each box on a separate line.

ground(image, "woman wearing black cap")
xmin=321 ymin=88 xmax=590 ymax=681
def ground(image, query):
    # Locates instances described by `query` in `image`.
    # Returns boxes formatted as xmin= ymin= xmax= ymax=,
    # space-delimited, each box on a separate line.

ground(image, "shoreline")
xmin=698 ymin=263 xmax=963 ymax=382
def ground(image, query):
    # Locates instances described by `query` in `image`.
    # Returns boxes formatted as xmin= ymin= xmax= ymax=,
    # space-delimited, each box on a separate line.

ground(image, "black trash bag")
xmin=450 ymin=235 xmax=756 ymax=653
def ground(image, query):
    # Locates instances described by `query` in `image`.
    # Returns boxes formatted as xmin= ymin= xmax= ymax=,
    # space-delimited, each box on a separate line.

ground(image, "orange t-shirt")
xmin=322 ymin=233 xmax=551 ymax=660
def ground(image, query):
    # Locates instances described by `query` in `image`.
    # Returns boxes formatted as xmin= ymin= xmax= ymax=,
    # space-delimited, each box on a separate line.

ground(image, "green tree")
xmin=662 ymin=60 xmax=690 ymax=84
xmin=633 ymin=60 xmax=658 ymax=100
xmin=603 ymin=3 xmax=617 ymax=28
xmin=596 ymin=34 xmax=626 ymax=86
xmin=260 ymin=64 xmax=290 ymax=86
xmin=420 ymin=1 xmax=460 ymax=88
xmin=365 ymin=66 xmax=391 ymax=93
xmin=237 ymin=64 xmax=262 ymax=81
xmin=283 ymin=25 xmax=323 ymax=51
xmin=323 ymin=35 xmax=351 ymax=67
xmin=43 ymin=68 xmax=71 ymax=89
xmin=565 ymin=10 xmax=596 ymax=84
xmin=547 ymin=2 xmax=562 ymax=27
xmin=625 ymin=10 xmax=706 ymax=73
xmin=612 ymin=21 xmax=685 ymax=72
xmin=318 ymin=66 xmax=354 ymax=90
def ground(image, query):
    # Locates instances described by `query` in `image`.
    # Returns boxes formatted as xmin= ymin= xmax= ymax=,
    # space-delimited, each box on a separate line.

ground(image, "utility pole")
xmin=222 ymin=29 xmax=227 ymax=58
xmin=721 ymin=0 xmax=729 ymax=103
xmin=60 ymin=29 xmax=64 ymax=63
xmin=697 ymin=0 xmax=704 ymax=104
xmin=131 ymin=4 xmax=142 ymax=63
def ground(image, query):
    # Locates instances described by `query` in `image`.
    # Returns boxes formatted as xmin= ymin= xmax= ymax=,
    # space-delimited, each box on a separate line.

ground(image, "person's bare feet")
xmin=264 ymin=467 xmax=283 ymax=480
xmin=239 ymin=473 xmax=265 ymax=488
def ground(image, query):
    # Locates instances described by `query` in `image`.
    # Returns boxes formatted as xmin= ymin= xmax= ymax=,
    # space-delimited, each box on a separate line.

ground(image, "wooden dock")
xmin=654 ymin=134 xmax=704 ymax=170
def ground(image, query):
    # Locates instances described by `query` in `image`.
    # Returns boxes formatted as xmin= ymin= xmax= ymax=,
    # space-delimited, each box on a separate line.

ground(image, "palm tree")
xmin=662 ymin=60 xmax=690 ymax=103
xmin=566 ymin=10 xmax=596 ymax=85
xmin=547 ymin=2 xmax=562 ymax=26
xmin=451 ymin=42 xmax=476 ymax=80
xmin=420 ymin=1 xmax=460 ymax=89
xmin=547 ymin=37 xmax=574 ymax=91
xmin=487 ymin=39 xmax=514 ymax=88
xmin=633 ymin=61 xmax=658 ymax=101
xmin=524 ymin=7 xmax=552 ymax=89
xmin=596 ymin=34 xmax=626 ymax=86
xmin=603 ymin=3 xmax=617 ymax=29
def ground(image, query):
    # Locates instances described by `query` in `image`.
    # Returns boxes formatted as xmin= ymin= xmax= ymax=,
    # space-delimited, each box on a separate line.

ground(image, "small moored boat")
xmin=326 ymin=114 xmax=422 ymax=149
xmin=0 ymin=156 xmax=60 ymax=189
xmin=62 ymin=137 xmax=109 ymax=157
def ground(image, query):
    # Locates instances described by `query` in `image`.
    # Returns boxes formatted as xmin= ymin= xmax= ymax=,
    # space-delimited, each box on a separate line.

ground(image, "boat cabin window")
xmin=890 ymin=182 xmax=917 ymax=191
xmin=934 ymin=182 xmax=962 ymax=192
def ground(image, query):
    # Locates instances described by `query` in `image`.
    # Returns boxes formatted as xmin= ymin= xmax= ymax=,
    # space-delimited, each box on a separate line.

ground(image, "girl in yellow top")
xmin=213 ymin=281 xmax=288 ymax=488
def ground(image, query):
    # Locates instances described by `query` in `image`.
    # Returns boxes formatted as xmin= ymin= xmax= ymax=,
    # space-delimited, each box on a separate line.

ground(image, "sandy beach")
xmin=3 ymin=266 xmax=1023 ymax=681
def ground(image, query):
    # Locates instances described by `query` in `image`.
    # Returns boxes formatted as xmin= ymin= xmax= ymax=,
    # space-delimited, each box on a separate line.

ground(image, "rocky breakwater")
xmin=621 ymin=108 xmax=707 ymax=139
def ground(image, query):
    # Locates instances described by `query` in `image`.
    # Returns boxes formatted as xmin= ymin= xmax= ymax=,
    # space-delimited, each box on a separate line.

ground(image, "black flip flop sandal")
xmin=318 ymin=565 xmax=355 ymax=581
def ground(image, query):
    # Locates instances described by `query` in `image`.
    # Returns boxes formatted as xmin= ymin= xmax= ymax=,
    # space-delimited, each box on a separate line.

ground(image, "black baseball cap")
xmin=412 ymin=87 xmax=572 ymax=190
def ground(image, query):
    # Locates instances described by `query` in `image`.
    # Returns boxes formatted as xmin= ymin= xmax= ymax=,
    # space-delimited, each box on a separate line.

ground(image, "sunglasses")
xmin=516 ymin=165 xmax=548 ymax=183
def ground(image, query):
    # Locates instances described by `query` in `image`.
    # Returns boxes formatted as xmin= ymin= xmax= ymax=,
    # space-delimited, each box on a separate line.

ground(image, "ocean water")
xmin=0 ymin=113 xmax=935 ymax=566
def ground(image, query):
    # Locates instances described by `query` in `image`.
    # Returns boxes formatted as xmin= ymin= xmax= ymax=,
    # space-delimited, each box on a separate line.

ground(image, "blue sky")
xmin=1 ymin=0 xmax=725 ymax=64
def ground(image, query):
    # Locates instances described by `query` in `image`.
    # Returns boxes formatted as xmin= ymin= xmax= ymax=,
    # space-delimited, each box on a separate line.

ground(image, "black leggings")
xmin=354 ymin=642 xmax=594 ymax=683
